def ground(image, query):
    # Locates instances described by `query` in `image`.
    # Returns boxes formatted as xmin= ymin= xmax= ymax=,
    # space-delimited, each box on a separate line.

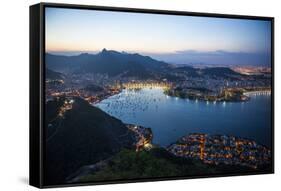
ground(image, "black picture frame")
xmin=30 ymin=2 xmax=274 ymax=188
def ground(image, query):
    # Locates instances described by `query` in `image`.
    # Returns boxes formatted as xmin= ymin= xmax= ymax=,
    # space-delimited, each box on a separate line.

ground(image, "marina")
xmin=96 ymin=88 xmax=272 ymax=147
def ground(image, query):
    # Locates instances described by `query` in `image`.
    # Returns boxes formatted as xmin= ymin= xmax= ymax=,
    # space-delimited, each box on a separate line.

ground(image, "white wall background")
xmin=0 ymin=0 xmax=279 ymax=190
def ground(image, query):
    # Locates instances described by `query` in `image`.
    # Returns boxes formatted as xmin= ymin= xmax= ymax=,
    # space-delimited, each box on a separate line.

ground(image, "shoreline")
xmin=164 ymin=88 xmax=271 ymax=103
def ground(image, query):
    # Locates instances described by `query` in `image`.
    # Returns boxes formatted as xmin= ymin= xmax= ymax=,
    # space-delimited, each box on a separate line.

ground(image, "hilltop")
xmin=44 ymin=97 xmax=136 ymax=185
xmin=73 ymin=147 xmax=260 ymax=183
xmin=46 ymin=49 xmax=245 ymax=82
xmin=46 ymin=49 xmax=168 ymax=78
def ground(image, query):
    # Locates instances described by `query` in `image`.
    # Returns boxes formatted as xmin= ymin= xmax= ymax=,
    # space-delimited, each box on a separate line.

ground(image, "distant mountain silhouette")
xmin=45 ymin=97 xmax=135 ymax=185
xmin=81 ymin=84 xmax=104 ymax=93
xmin=174 ymin=66 xmax=241 ymax=78
xmin=46 ymin=68 xmax=64 ymax=80
xmin=46 ymin=49 xmax=242 ymax=80
xmin=200 ymin=67 xmax=242 ymax=78
xmin=46 ymin=49 xmax=168 ymax=78
xmin=202 ymin=67 xmax=237 ymax=75
xmin=173 ymin=66 xmax=200 ymax=77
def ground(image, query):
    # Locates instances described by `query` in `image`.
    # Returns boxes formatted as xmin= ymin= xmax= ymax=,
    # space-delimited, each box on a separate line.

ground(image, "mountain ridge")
xmin=45 ymin=97 xmax=136 ymax=185
xmin=46 ymin=49 xmax=168 ymax=78
xmin=46 ymin=49 xmax=242 ymax=80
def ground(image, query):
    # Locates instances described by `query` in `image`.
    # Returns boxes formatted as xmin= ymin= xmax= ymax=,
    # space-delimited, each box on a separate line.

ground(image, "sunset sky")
xmin=45 ymin=7 xmax=271 ymax=66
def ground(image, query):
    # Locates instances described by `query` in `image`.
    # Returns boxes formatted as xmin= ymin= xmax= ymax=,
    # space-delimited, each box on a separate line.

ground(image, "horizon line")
xmin=46 ymin=48 xmax=269 ymax=55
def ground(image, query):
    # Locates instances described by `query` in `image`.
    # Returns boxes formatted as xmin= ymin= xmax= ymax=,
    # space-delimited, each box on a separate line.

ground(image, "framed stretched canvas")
xmin=30 ymin=2 xmax=274 ymax=188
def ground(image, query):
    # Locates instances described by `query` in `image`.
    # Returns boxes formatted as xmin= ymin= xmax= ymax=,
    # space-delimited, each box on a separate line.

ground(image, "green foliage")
xmin=79 ymin=148 xmax=218 ymax=182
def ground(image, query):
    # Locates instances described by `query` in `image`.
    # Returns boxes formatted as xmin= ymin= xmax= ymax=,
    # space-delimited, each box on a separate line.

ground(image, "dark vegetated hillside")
xmin=46 ymin=49 xmax=168 ymax=78
xmin=44 ymin=97 xmax=135 ymax=185
xmin=78 ymin=147 xmax=260 ymax=183
xmin=173 ymin=66 xmax=200 ymax=77
xmin=46 ymin=68 xmax=64 ymax=80
xmin=46 ymin=50 xmax=244 ymax=81
xmin=81 ymin=84 xmax=104 ymax=92
xmin=201 ymin=67 xmax=241 ymax=78
xmin=173 ymin=66 xmax=242 ymax=78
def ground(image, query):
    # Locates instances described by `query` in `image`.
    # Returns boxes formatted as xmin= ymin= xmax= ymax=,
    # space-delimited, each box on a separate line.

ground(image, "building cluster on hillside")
xmin=167 ymin=133 xmax=271 ymax=169
xmin=45 ymin=65 xmax=271 ymax=105
xmin=167 ymin=68 xmax=271 ymax=102
xmin=57 ymin=98 xmax=75 ymax=118
xmin=127 ymin=124 xmax=153 ymax=152
xmin=173 ymin=70 xmax=271 ymax=94
xmin=46 ymin=79 xmax=121 ymax=104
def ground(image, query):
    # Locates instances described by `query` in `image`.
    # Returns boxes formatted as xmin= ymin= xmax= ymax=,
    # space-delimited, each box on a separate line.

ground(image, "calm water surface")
xmin=95 ymin=88 xmax=272 ymax=147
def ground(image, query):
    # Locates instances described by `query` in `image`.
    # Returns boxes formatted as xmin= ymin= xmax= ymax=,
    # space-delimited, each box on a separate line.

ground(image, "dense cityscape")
xmin=46 ymin=59 xmax=271 ymax=106
xmin=44 ymin=48 xmax=273 ymax=185
xmin=45 ymin=50 xmax=272 ymax=179
xmin=167 ymin=133 xmax=271 ymax=169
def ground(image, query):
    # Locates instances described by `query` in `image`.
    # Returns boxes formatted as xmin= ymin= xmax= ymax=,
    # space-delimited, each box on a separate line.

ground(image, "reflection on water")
xmin=96 ymin=88 xmax=165 ymax=118
xmin=95 ymin=88 xmax=271 ymax=147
